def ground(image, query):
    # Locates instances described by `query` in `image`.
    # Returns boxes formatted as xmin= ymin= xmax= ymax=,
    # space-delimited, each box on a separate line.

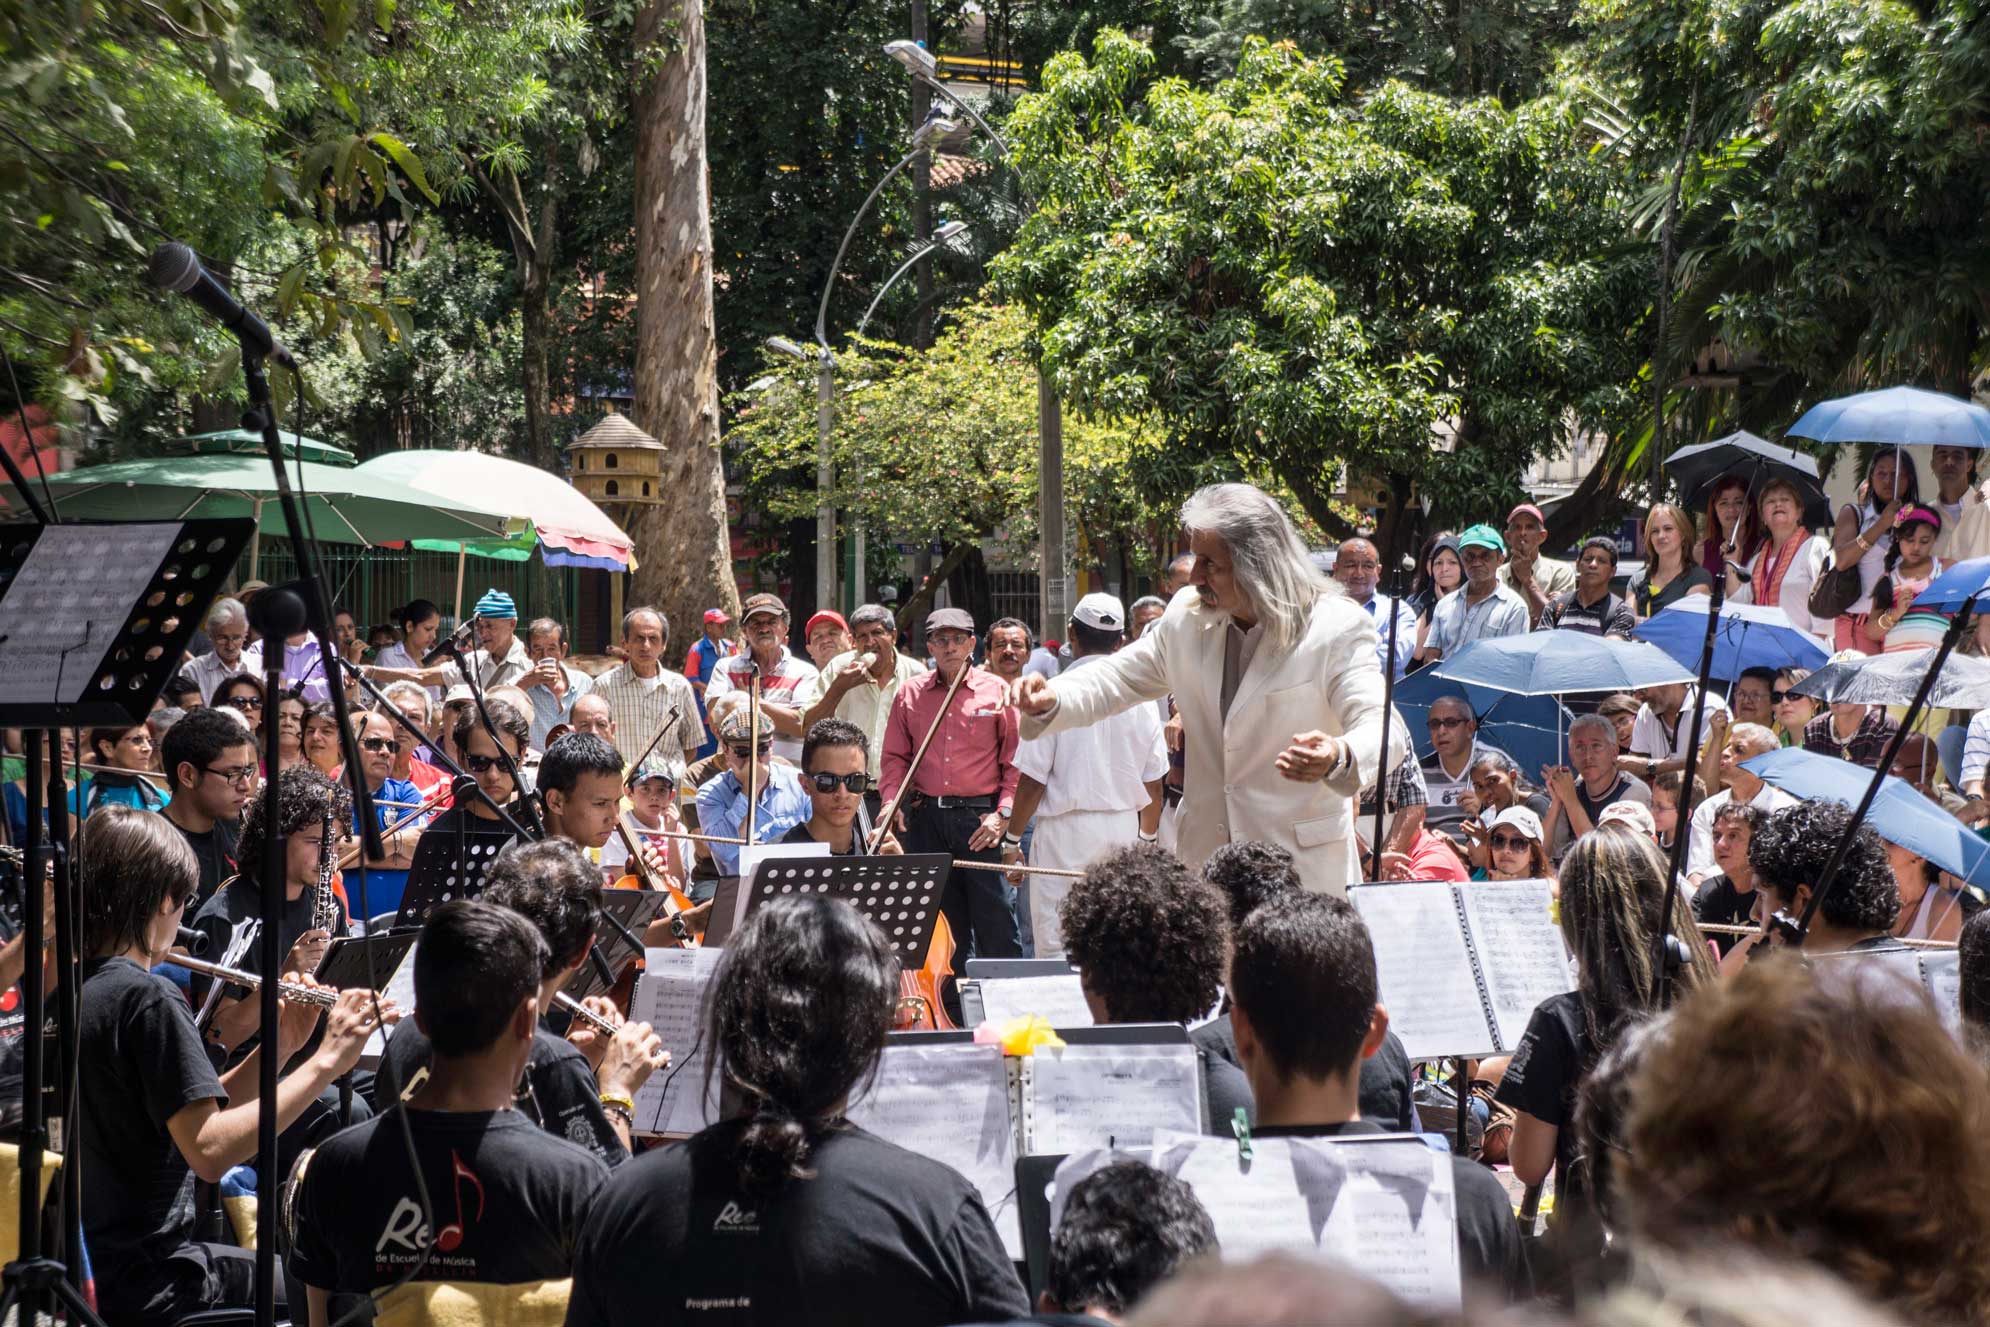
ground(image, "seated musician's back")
xmin=288 ymin=899 xmax=608 ymax=1326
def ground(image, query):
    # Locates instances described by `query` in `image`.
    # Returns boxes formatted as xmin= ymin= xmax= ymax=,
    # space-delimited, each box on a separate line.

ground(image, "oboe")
xmin=312 ymin=803 xmax=338 ymax=938
xmin=168 ymin=951 xmax=341 ymax=1008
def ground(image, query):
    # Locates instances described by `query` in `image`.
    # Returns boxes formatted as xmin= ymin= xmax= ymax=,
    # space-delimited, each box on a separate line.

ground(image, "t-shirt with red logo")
xmin=287 ymin=1107 xmax=606 ymax=1307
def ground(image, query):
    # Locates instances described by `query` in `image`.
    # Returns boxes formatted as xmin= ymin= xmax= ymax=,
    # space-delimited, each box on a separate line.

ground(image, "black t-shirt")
xmin=1492 ymin=990 xmax=1591 ymax=1219
xmin=779 ymin=820 xmax=866 ymax=855
xmin=1252 ymin=1121 xmax=1528 ymax=1299
xmin=1191 ymin=1013 xmax=1417 ymax=1132
xmin=1691 ymin=874 xmax=1758 ymax=955
xmin=287 ymin=1106 xmax=607 ymax=1310
xmin=371 ymin=1022 xmax=626 ymax=1167
xmin=191 ymin=875 xmax=349 ymax=984
xmin=566 ymin=1119 xmax=1030 ymax=1327
xmin=1202 ymin=1052 xmax=1253 ymax=1132
xmin=169 ymin=815 xmax=240 ymax=908
xmin=78 ymin=956 xmax=229 ymax=1325
xmin=1630 ymin=564 xmax=1713 ymax=616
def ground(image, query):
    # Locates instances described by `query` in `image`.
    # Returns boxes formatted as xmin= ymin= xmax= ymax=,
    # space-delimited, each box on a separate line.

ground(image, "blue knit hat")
xmin=474 ymin=589 xmax=517 ymax=620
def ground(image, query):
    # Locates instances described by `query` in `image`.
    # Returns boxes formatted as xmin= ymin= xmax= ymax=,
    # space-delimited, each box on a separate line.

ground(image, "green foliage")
xmin=1583 ymin=0 xmax=1990 ymax=421
xmin=993 ymin=30 xmax=1649 ymax=531
xmin=1176 ymin=0 xmax=1577 ymax=102
xmin=726 ymin=300 xmax=1193 ymax=580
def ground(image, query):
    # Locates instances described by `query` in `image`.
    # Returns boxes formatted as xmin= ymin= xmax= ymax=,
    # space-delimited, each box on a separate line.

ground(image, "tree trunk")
xmin=626 ymin=0 xmax=741 ymax=644
xmin=519 ymin=140 xmax=560 ymax=472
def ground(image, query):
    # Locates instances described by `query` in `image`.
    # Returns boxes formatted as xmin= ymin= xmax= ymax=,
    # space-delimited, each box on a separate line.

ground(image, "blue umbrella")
xmin=1631 ymin=595 xmax=1829 ymax=681
xmin=1913 ymin=555 xmax=1990 ymax=614
xmin=1785 ymin=385 xmax=1990 ymax=450
xmin=1430 ymin=631 xmax=1694 ymax=697
xmin=1742 ymin=746 xmax=1990 ymax=890
xmin=1394 ymin=667 xmax=1574 ymax=784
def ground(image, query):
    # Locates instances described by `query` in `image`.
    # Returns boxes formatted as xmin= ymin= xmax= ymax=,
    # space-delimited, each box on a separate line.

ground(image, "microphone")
xmin=421 ymin=614 xmax=480 ymax=667
xmin=1724 ymin=559 xmax=1754 ymax=585
xmin=148 ymin=242 xmax=294 ymax=368
xmin=175 ymin=925 xmax=212 ymax=957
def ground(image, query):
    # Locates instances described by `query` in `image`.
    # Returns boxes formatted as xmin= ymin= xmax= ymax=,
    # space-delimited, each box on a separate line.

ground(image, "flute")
xmin=554 ymin=990 xmax=620 ymax=1036
xmin=168 ymin=951 xmax=342 ymax=1007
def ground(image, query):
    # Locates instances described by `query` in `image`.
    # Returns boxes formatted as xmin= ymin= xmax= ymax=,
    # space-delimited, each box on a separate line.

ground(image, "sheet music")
xmin=846 ymin=1042 xmax=1021 ymax=1258
xmin=0 ymin=523 xmax=178 ymax=705
xmin=1024 ymin=1042 xmax=1200 ymax=1154
xmin=974 ymin=973 xmax=1093 ymax=1029
xmin=1920 ymin=950 xmax=1964 ymax=1037
xmin=1455 ymin=880 xmax=1572 ymax=1052
xmin=1350 ymin=884 xmax=1492 ymax=1059
xmin=1151 ymin=1131 xmax=1462 ymax=1311
xmin=361 ymin=943 xmax=419 ymax=1065
xmin=632 ymin=946 xmax=724 ymax=1136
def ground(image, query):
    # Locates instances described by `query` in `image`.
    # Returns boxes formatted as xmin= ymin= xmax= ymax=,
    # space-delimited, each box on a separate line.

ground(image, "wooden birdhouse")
xmin=567 ymin=410 xmax=665 ymax=505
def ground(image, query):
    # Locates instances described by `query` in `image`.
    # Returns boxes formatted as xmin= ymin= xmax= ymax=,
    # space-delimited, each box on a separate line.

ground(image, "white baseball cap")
xmin=1072 ymin=593 xmax=1126 ymax=632
xmin=1488 ymin=805 xmax=1545 ymax=843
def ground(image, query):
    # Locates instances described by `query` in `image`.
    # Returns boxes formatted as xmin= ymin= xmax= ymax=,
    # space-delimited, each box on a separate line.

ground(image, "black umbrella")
xmin=1663 ymin=430 xmax=1831 ymax=528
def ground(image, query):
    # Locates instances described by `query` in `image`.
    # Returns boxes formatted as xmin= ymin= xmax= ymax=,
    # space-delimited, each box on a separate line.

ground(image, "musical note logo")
xmin=434 ymin=1151 xmax=485 ymax=1253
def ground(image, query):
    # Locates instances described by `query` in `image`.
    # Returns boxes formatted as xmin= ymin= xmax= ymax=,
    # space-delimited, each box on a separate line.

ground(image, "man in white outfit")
xmin=1010 ymin=483 xmax=1404 ymax=895
xmin=1001 ymin=593 xmax=1167 ymax=958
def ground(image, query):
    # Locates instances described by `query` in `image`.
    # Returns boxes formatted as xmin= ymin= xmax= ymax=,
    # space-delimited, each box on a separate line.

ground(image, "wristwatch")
xmin=999 ymin=832 xmax=1022 ymax=850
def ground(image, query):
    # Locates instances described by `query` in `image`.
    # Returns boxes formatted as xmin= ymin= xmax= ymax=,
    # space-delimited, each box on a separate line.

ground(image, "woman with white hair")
xmin=1011 ymin=483 xmax=1403 ymax=894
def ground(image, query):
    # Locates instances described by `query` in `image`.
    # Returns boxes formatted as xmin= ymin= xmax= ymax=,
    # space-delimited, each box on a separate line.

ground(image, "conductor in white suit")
xmin=1009 ymin=483 xmax=1405 ymax=895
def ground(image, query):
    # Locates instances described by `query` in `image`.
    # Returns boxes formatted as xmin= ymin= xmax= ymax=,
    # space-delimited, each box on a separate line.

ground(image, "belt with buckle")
xmin=928 ymin=794 xmax=995 ymax=811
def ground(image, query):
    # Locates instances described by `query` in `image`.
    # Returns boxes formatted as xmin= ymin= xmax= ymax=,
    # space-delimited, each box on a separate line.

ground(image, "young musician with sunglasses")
xmin=415 ymin=698 xmax=532 ymax=845
xmin=782 ymin=719 xmax=902 ymax=855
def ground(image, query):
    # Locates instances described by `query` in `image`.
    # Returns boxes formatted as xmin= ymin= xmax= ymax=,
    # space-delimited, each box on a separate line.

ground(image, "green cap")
xmin=1457 ymin=523 xmax=1506 ymax=555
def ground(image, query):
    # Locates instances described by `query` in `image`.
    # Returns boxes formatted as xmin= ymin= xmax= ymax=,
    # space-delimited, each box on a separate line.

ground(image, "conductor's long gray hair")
xmin=1179 ymin=483 xmax=1330 ymax=653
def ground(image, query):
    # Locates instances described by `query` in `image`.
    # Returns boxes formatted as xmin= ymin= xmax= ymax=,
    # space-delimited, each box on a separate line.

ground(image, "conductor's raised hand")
xmin=597 ymin=1019 xmax=669 ymax=1098
xmin=1008 ymin=673 xmax=1057 ymax=716
xmin=1275 ymin=731 xmax=1344 ymax=783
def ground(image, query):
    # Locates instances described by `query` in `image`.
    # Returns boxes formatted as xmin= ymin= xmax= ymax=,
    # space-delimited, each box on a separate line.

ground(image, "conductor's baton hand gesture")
xmin=1008 ymin=674 xmax=1056 ymax=716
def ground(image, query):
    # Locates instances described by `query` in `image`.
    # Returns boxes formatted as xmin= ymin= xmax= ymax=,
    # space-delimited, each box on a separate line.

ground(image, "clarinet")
xmin=313 ymin=804 xmax=337 ymax=942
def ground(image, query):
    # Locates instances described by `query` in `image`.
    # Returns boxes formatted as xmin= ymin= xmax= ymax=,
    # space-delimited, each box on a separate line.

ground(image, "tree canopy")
xmin=992 ymin=30 xmax=1649 ymax=537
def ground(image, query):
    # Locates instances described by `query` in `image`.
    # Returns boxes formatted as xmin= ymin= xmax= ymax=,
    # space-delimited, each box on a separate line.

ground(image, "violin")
xmin=609 ymin=811 xmax=703 ymax=948
xmin=895 ymin=911 xmax=957 ymax=1031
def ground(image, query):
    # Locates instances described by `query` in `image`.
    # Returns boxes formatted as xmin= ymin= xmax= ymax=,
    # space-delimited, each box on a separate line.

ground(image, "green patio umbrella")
xmin=1 ymin=454 xmax=520 ymax=576
xmin=179 ymin=429 xmax=359 ymax=468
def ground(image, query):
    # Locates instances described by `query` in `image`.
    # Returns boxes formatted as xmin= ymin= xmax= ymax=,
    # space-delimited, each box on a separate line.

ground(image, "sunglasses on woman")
xmin=808 ymin=771 xmax=869 ymax=794
xmin=224 ymin=694 xmax=263 ymax=711
xmin=1489 ymin=832 xmax=1532 ymax=851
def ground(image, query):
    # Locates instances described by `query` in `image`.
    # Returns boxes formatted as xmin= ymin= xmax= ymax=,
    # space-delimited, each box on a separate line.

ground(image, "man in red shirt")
xmin=880 ymin=608 xmax=1022 ymax=960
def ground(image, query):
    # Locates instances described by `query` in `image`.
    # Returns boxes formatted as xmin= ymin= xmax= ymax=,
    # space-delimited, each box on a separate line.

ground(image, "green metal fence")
xmin=236 ymin=545 xmax=580 ymax=633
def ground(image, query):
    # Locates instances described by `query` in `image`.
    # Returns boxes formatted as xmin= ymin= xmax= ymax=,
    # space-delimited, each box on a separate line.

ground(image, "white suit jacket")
xmin=1019 ymin=586 xmax=1403 ymax=895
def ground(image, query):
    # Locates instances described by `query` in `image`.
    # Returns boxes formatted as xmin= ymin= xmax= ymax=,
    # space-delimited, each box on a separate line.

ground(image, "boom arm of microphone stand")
xmin=336 ymin=656 xmax=537 ymax=843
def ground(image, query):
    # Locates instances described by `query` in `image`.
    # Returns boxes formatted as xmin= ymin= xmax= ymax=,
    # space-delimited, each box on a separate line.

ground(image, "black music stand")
xmin=394 ymin=824 xmax=514 ymax=929
xmin=732 ymin=853 xmax=951 ymax=967
xmin=558 ymin=890 xmax=677 ymax=1004
xmin=0 ymin=517 xmax=253 ymax=1327
xmin=316 ymin=931 xmax=420 ymax=991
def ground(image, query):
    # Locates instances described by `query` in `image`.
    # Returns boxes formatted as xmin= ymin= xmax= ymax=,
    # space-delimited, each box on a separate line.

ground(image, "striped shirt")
xmin=588 ymin=663 xmax=700 ymax=766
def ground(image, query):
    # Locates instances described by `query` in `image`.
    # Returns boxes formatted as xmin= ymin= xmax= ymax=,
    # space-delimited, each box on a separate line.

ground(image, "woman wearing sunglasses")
xmin=414 ymin=699 xmax=529 ymax=841
xmin=1470 ymin=805 xmax=1553 ymax=884
xmin=781 ymin=718 xmax=902 ymax=856
xmin=214 ymin=675 xmax=266 ymax=737
xmin=1772 ymin=667 xmax=1819 ymax=747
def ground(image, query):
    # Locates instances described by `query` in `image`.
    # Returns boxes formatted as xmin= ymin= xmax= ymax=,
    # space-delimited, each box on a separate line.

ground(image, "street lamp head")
xmin=934 ymin=220 xmax=969 ymax=243
xmin=910 ymin=111 xmax=962 ymax=150
xmin=764 ymin=336 xmax=807 ymax=361
xmin=884 ymin=39 xmax=937 ymax=79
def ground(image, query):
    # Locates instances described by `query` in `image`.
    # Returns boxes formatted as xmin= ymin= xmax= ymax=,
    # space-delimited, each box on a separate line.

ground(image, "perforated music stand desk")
xmin=559 ymin=889 xmax=677 ymax=1004
xmin=394 ymin=825 xmax=514 ymax=930
xmin=0 ymin=518 xmax=255 ymax=727
xmin=727 ymin=853 xmax=951 ymax=967
xmin=315 ymin=931 xmax=418 ymax=990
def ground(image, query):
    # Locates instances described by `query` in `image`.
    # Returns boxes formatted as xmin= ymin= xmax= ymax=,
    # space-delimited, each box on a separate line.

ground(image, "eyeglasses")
xmin=464 ymin=753 xmax=511 ymax=773
xmin=809 ymin=771 xmax=869 ymax=794
xmin=728 ymin=744 xmax=759 ymax=760
xmin=1426 ymin=715 xmax=1469 ymax=731
xmin=1490 ymin=833 xmax=1531 ymax=851
xmin=223 ymin=694 xmax=263 ymax=711
xmin=358 ymin=737 xmax=400 ymax=754
xmin=202 ymin=763 xmax=258 ymax=786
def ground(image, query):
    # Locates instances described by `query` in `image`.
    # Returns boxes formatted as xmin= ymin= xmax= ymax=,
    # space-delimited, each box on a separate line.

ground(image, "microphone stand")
xmin=1368 ymin=514 xmax=1407 ymax=879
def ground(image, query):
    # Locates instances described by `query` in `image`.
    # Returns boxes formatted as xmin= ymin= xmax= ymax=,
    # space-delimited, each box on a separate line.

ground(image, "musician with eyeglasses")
xmin=346 ymin=707 xmax=429 ymax=918
xmin=160 ymin=707 xmax=257 ymax=905
xmin=780 ymin=719 xmax=902 ymax=856
xmin=412 ymin=698 xmax=531 ymax=848
xmin=694 ymin=708 xmax=811 ymax=874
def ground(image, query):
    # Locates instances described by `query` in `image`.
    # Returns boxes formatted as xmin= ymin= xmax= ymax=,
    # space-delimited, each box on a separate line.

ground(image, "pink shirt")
xmin=879 ymin=665 xmax=1019 ymax=810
